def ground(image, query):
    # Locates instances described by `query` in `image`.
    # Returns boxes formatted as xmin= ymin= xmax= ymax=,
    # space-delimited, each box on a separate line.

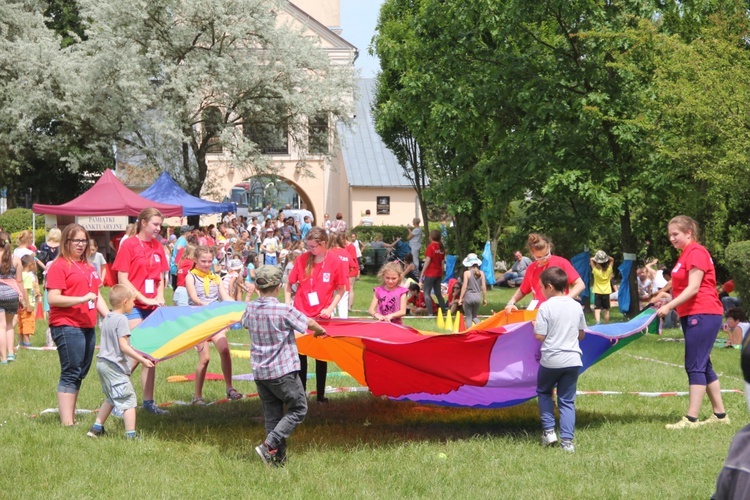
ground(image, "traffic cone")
xmin=445 ymin=309 xmax=453 ymax=332
xmin=452 ymin=312 xmax=461 ymax=333
xmin=436 ymin=308 xmax=445 ymax=330
xmin=459 ymin=314 xmax=467 ymax=332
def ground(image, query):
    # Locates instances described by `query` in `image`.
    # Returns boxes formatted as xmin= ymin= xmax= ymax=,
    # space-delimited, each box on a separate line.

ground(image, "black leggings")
xmin=298 ymin=355 xmax=327 ymax=399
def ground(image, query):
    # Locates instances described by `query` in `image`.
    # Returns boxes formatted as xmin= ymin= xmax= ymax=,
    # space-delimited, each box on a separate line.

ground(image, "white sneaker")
xmin=541 ymin=429 xmax=558 ymax=446
xmin=560 ymin=440 xmax=575 ymax=453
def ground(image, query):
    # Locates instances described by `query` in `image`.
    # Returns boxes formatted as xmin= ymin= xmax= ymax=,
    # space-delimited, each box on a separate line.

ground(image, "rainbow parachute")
xmin=131 ymin=303 xmax=656 ymax=408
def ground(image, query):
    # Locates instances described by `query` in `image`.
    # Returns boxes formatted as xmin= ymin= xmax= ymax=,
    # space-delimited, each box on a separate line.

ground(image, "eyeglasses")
xmin=306 ymin=243 xmax=320 ymax=250
xmin=534 ymin=251 xmax=551 ymax=261
xmin=68 ymin=239 xmax=88 ymax=245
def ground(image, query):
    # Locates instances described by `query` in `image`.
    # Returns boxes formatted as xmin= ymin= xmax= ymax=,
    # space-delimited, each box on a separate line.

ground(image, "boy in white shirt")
xmin=534 ymin=266 xmax=587 ymax=453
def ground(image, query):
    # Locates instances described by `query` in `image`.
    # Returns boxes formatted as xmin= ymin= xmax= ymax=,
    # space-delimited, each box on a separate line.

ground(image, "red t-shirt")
xmin=407 ymin=291 xmax=437 ymax=313
xmin=288 ymin=251 xmax=347 ymax=316
xmin=110 ymin=232 xmax=125 ymax=253
xmin=46 ymin=258 xmax=102 ymax=328
xmin=519 ymin=255 xmax=580 ymax=303
xmin=345 ymin=243 xmax=359 ymax=278
xmin=424 ymin=242 xmax=445 ymax=278
xmin=112 ymin=236 xmax=169 ymax=310
xmin=671 ymin=242 xmax=723 ymax=317
xmin=328 ymin=247 xmax=351 ymax=291
xmin=176 ymin=257 xmax=194 ymax=287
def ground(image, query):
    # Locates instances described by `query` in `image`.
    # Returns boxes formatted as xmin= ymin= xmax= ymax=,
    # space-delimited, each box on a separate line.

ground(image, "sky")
xmin=340 ymin=0 xmax=385 ymax=78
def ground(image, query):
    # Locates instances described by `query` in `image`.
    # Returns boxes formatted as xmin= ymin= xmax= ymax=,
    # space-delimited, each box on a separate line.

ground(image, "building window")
xmin=308 ymin=114 xmax=328 ymax=154
xmin=203 ymin=107 xmax=223 ymax=154
xmin=377 ymin=196 xmax=390 ymax=215
xmin=244 ymin=105 xmax=289 ymax=155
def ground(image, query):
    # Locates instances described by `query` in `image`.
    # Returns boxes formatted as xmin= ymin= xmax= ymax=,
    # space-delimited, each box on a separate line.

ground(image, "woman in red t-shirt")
xmin=112 ymin=208 xmax=170 ymax=415
xmin=504 ymin=233 xmax=585 ymax=314
xmin=656 ymin=215 xmax=728 ymax=429
xmin=285 ymin=227 xmax=346 ymax=402
xmin=47 ymin=224 xmax=108 ymax=426
xmin=420 ymin=230 xmax=447 ymax=314
xmin=327 ymin=232 xmax=352 ymax=319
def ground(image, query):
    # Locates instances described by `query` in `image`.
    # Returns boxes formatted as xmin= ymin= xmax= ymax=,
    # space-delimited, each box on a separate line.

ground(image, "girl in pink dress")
xmin=369 ymin=262 xmax=408 ymax=324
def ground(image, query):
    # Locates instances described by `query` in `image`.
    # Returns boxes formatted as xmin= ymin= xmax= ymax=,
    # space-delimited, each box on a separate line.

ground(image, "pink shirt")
xmin=374 ymin=285 xmax=408 ymax=324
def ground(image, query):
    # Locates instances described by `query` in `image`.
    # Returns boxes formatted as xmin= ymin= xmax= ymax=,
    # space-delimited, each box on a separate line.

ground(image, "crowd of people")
xmin=0 ymin=210 xmax=747 ymax=477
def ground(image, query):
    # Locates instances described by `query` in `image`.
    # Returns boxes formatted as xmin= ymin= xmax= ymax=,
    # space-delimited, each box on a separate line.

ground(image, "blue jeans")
xmin=256 ymin=372 xmax=308 ymax=451
xmin=51 ymin=325 xmax=96 ymax=393
xmin=124 ymin=307 xmax=154 ymax=321
xmin=537 ymin=365 xmax=580 ymax=440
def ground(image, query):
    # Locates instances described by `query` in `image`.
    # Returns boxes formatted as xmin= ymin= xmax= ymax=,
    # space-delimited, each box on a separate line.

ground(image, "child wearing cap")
xmin=590 ymin=250 xmax=614 ymax=324
xmin=241 ymin=265 xmax=326 ymax=467
xmin=458 ymin=253 xmax=487 ymax=326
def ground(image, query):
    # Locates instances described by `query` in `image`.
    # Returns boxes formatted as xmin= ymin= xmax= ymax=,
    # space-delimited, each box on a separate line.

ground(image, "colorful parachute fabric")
xmin=131 ymin=301 xmax=246 ymax=361
xmin=131 ymin=303 xmax=657 ymax=408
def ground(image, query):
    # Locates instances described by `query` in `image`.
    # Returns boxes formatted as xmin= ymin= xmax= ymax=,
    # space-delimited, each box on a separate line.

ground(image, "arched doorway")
xmin=225 ymin=175 xmax=316 ymax=224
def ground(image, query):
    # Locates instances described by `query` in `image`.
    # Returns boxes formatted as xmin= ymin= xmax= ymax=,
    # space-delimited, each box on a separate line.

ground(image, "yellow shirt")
xmin=592 ymin=266 xmax=613 ymax=295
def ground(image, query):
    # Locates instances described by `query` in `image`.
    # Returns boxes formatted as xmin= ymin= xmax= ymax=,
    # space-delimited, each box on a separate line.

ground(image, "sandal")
xmin=227 ymin=388 xmax=243 ymax=401
xmin=191 ymin=396 xmax=207 ymax=406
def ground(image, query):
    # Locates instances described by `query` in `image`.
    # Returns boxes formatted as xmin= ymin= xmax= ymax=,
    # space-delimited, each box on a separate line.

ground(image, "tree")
xmin=0 ymin=0 xmax=108 ymax=207
xmin=371 ymin=0 xmax=430 ymax=229
xmin=68 ymin=0 xmax=356 ymax=200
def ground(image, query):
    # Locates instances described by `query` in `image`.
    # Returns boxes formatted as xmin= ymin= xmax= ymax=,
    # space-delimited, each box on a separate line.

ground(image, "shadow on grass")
xmin=140 ymin=391 xmax=668 ymax=455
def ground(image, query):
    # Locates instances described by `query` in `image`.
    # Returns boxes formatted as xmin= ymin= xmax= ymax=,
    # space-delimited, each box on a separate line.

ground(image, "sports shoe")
xmin=143 ymin=401 xmax=170 ymax=415
xmin=255 ymin=443 xmax=278 ymax=466
xmin=700 ymin=414 xmax=731 ymax=427
xmin=560 ymin=440 xmax=575 ymax=453
xmin=7 ymin=354 xmax=15 ymax=362
xmin=86 ymin=426 xmax=107 ymax=438
xmin=665 ymin=416 xmax=701 ymax=430
xmin=541 ymin=428 xmax=558 ymax=447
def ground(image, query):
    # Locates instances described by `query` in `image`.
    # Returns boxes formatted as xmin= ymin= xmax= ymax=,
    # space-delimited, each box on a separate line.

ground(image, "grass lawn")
xmin=0 ymin=276 xmax=744 ymax=498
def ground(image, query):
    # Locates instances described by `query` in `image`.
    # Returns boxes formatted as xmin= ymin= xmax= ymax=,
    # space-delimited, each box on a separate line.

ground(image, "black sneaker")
xmin=86 ymin=426 xmax=107 ymax=438
xmin=255 ymin=443 xmax=278 ymax=466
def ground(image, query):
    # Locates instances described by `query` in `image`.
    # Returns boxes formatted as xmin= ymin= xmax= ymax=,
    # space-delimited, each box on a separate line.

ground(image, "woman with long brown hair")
xmin=285 ymin=227 xmax=346 ymax=402
xmin=46 ymin=224 xmax=108 ymax=424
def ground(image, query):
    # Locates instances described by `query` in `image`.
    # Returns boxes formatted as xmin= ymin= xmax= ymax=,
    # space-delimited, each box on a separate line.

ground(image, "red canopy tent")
xmin=32 ymin=169 xmax=183 ymax=217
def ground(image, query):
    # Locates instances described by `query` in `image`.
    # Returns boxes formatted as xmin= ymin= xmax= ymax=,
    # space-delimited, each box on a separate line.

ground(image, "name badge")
xmin=308 ymin=291 xmax=320 ymax=306
xmin=322 ymin=273 xmax=331 ymax=283
xmin=145 ymin=279 xmax=155 ymax=294
xmin=154 ymin=254 xmax=161 ymax=263
xmin=88 ymin=300 xmax=95 ymax=310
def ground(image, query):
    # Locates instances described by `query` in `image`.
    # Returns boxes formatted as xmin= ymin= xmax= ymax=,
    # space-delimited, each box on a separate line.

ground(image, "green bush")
xmin=351 ymin=225 xmax=410 ymax=245
xmin=724 ymin=241 xmax=750 ymax=304
xmin=0 ymin=208 xmax=45 ymax=235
